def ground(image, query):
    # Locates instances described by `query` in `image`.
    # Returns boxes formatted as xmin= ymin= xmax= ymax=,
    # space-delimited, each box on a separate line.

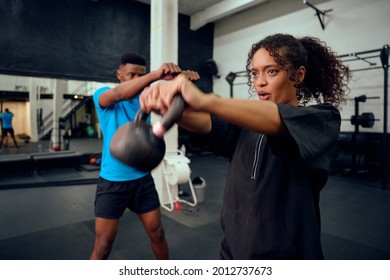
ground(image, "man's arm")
xmin=98 ymin=72 xmax=159 ymax=108
xmin=98 ymin=63 xmax=182 ymax=108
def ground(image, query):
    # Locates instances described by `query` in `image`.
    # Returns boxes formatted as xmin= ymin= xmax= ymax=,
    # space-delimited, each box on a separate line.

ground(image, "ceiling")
xmin=134 ymin=0 xmax=332 ymax=31
xmin=134 ymin=0 xmax=226 ymax=16
xmin=134 ymin=0 xmax=271 ymax=30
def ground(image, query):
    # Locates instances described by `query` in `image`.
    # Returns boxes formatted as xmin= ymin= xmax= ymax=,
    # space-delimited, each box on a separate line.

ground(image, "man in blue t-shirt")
xmin=0 ymin=108 xmax=19 ymax=150
xmin=91 ymin=52 xmax=199 ymax=260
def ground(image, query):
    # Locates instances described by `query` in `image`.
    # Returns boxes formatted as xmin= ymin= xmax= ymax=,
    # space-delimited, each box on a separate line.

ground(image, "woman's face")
xmin=251 ymin=48 xmax=304 ymax=106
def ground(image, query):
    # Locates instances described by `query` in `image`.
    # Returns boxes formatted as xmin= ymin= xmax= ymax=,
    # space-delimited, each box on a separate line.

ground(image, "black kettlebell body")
xmin=110 ymin=111 xmax=165 ymax=172
xmin=110 ymin=95 xmax=185 ymax=172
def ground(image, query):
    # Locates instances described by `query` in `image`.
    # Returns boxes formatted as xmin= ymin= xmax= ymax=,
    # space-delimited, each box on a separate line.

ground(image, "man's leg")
xmin=0 ymin=129 xmax=6 ymax=149
xmin=9 ymin=129 xmax=19 ymax=149
xmin=138 ymin=208 xmax=169 ymax=259
xmin=90 ymin=217 xmax=119 ymax=259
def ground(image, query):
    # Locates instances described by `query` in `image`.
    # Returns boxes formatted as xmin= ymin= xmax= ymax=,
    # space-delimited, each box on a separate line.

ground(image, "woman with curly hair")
xmin=140 ymin=33 xmax=351 ymax=259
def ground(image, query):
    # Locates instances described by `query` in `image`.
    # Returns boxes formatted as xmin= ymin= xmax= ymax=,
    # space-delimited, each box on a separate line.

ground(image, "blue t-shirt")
xmin=0 ymin=112 xmax=14 ymax=129
xmin=93 ymin=86 xmax=148 ymax=181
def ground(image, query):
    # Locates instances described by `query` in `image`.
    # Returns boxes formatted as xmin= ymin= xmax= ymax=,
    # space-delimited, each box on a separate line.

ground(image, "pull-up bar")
xmin=303 ymin=0 xmax=333 ymax=30
xmin=338 ymin=48 xmax=383 ymax=72
xmin=338 ymin=49 xmax=382 ymax=58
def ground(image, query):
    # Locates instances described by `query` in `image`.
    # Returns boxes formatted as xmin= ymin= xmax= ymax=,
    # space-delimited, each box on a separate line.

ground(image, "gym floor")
xmin=0 ymin=139 xmax=389 ymax=260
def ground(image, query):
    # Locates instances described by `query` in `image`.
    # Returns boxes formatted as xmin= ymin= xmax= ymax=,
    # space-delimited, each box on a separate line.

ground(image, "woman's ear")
xmin=297 ymin=66 xmax=306 ymax=83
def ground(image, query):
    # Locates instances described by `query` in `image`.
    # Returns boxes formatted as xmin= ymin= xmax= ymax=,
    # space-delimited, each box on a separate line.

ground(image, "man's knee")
xmin=148 ymin=224 xmax=166 ymax=243
xmin=93 ymin=238 xmax=115 ymax=258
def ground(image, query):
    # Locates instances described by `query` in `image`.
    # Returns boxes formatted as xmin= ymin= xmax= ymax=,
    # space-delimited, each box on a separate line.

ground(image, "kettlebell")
xmin=110 ymin=95 xmax=185 ymax=172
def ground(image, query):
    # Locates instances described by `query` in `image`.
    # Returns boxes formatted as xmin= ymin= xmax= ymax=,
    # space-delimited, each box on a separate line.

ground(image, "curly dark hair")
xmin=245 ymin=34 xmax=351 ymax=108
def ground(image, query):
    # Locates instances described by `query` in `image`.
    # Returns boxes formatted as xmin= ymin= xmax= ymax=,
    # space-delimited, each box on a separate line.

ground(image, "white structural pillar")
xmin=28 ymin=77 xmax=38 ymax=142
xmin=150 ymin=0 xmax=179 ymax=205
xmin=50 ymin=79 xmax=65 ymax=150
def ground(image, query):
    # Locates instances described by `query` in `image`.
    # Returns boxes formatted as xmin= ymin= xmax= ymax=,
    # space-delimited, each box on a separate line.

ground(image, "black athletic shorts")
xmin=94 ymin=174 xmax=160 ymax=219
xmin=1 ymin=128 xmax=15 ymax=136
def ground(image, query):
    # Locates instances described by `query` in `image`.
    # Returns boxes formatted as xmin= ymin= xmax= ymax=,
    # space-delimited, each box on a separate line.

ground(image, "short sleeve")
xmin=93 ymin=86 xmax=110 ymax=111
xmin=269 ymin=103 xmax=341 ymax=167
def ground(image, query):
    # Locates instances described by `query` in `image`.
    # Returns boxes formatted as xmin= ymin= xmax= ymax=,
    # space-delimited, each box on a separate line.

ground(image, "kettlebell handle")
xmin=135 ymin=95 xmax=185 ymax=138
xmin=157 ymin=94 xmax=186 ymax=134
xmin=134 ymin=107 xmax=149 ymax=124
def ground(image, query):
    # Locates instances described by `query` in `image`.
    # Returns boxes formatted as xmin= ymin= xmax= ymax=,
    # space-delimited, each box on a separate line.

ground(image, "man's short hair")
xmin=120 ymin=53 xmax=146 ymax=66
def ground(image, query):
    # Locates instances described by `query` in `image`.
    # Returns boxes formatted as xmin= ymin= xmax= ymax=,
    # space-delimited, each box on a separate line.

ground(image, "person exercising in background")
xmin=91 ymin=52 xmax=199 ymax=260
xmin=140 ymin=34 xmax=351 ymax=259
xmin=0 ymin=108 xmax=19 ymax=151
